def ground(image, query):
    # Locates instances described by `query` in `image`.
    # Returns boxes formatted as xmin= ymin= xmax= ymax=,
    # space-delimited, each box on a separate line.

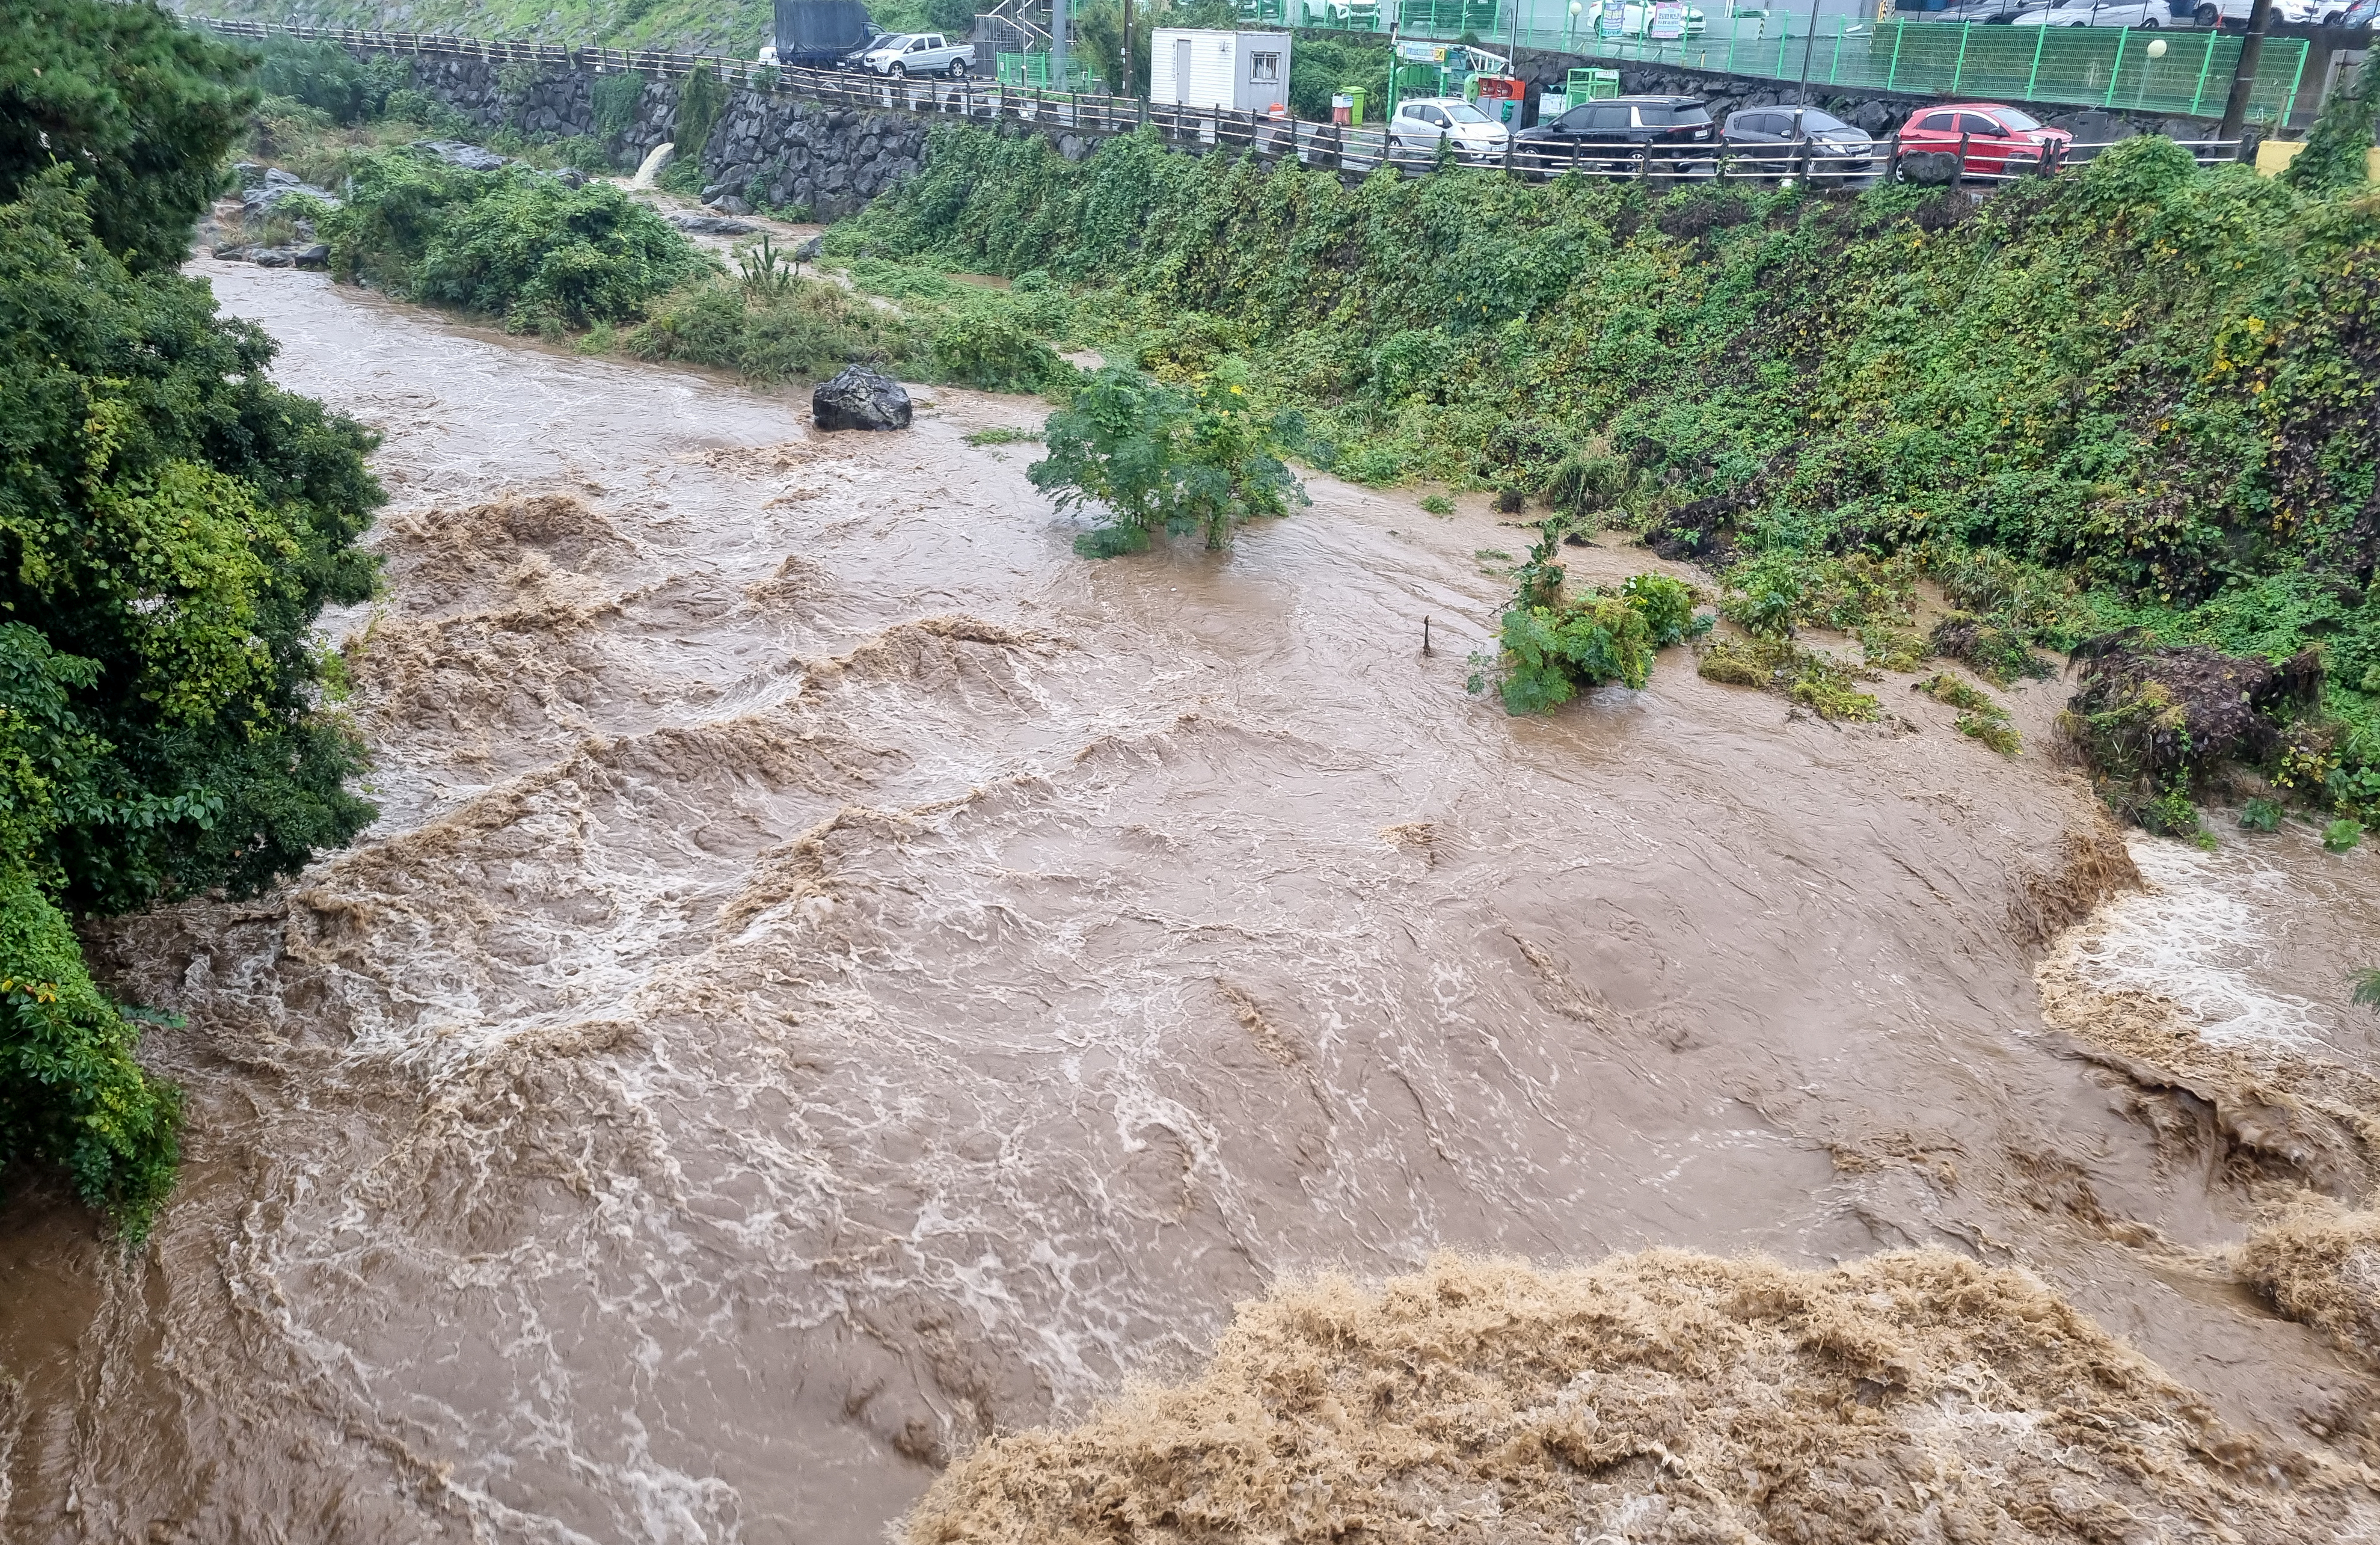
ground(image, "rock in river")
xmin=812 ymin=366 xmax=912 ymax=432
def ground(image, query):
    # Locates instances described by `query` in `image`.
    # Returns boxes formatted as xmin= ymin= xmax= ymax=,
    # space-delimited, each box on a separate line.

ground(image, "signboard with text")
xmin=1648 ymin=0 xmax=1688 ymax=38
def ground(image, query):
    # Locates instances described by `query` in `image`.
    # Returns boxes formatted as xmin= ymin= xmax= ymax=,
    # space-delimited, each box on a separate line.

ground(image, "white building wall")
xmin=1150 ymin=28 xmax=1292 ymax=112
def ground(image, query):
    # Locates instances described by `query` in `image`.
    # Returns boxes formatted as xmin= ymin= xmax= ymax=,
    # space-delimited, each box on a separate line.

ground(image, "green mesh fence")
xmin=1313 ymin=8 xmax=2308 ymax=123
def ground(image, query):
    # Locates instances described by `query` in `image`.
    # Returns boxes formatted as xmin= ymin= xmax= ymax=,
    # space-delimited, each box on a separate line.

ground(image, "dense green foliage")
xmin=251 ymin=33 xmax=410 ymax=125
xmin=322 ymin=149 xmax=713 ymax=329
xmin=1 ymin=0 xmax=256 ymax=269
xmin=1031 ymin=361 xmax=1308 ymax=556
xmin=0 ymin=164 xmax=383 ymax=1232
xmin=833 ymin=125 xmax=2380 ymax=816
xmin=2281 ymin=56 xmax=2379 ymax=196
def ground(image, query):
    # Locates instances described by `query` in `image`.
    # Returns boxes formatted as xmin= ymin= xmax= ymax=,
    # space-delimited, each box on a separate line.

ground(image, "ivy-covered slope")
xmin=832 ymin=127 xmax=2380 ymax=817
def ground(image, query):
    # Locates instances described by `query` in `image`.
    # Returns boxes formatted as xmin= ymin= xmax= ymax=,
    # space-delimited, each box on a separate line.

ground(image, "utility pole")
xmin=1795 ymin=0 xmax=1824 ymax=108
xmin=1123 ymin=0 xmax=1133 ymax=96
xmin=1052 ymin=0 xmax=1070 ymax=87
xmin=2217 ymin=0 xmax=2276 ymax=144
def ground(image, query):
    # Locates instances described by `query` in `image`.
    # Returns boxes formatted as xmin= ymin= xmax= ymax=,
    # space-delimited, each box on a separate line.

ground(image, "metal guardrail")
xmin=190 ymin=17 xmax=2245 ymax=189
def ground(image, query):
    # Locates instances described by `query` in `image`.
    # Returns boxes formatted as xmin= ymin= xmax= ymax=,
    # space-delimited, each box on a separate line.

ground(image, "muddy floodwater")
xmin=4 ymin=262 xmax=2379 ymax=1543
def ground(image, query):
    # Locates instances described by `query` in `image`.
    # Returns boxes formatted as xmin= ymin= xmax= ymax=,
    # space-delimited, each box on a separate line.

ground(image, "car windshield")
xmin=1637 ymin=104 xmax=1712 ymax=127
xmin=1443 ymin=102 xmax=1491 ymax=124
xmin=880 ymin=34 xmax=916 ymax=48
xmin=1995 ymin=106 xmax=2043 ymax=130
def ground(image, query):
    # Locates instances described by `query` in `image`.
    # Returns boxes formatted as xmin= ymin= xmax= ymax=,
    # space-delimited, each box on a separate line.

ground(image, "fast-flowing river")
xmin=2 ymin=261 xmax=2374 ymax=1542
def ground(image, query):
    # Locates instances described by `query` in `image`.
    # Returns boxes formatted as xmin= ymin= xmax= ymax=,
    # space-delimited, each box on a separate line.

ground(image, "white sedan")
xmin=1389 ymin=97 xmax=1513 ymax=162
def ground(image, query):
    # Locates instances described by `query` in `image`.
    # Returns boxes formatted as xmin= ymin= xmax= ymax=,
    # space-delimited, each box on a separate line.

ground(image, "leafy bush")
xmin=1031 ymin=361 xmax=1308 ymax=555
xmin=2324 ymin=817 xmax=2364 ymax=853
xmin=2142 ymin=786 xmax=2208 ymax=842
xmin=323 ymin=149 xmax=711 ymax=328
xmin=1420 ymin=494 xmax=1454 ymax=515
xmin=1 ymin=0 xmax=254 ymax=268
xmin=1619 ymin=573 xmax=1699 ymax=648
xmin=933 ymin=312 xmax=1067 ymax=392
xmin=1486 ymin=598 xmax=1654 ymax=714
xmin=1 ymin=868 xmax=181 ymax=1238
xmin=0 ymin=171 xmax=383 ymax=1231
xmin=1471 ymin=555 xmax=1704 ymax=715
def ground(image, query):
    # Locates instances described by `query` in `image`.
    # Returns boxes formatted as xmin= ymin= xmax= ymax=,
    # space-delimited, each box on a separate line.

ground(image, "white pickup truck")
xmin=859 ymin=33 xmax=974 ymax=78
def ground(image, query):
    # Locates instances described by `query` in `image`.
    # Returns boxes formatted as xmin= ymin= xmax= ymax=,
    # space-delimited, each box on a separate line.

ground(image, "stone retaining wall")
xmin=390 ymin=51 xmax=931 ymax=218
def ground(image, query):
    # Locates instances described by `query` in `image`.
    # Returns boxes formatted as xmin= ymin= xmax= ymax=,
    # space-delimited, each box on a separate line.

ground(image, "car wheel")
xmin=889 ymin=62 xmax=907 ymax=78
xmin=948 ymin=59 xmax=969 ymax=77
xmin=2195 ymin=1 xmax=2218 ymax=19
xmin=2138 ymin=16 xmax=2158 ymax=24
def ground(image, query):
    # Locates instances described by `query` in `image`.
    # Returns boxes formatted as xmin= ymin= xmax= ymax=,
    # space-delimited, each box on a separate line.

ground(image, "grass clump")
xmin=613 ymin=273 xmax=922 ymax=381
xmin=1420 ymin=494 xmax=1455 ymax=516
xmin=2240 ymin=796 xmax=2284 ymax=832
xmin=1916 ymin=671 xmax=2022 ymax=755
xmin=966 ymin=426 xmax=1043 ymax=446
xmin=1698 ymin=636 xmax=1883 ymax=722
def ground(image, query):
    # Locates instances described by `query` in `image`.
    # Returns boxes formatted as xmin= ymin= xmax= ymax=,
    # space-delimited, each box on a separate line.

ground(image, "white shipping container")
xmin=1149 ymin=28 xmax=1293 ymax=114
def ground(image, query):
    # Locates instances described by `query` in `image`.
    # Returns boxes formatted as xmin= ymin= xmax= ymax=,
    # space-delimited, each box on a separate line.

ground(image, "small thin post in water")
xmin=1423 ymin=616 xmax=1433 ymax=657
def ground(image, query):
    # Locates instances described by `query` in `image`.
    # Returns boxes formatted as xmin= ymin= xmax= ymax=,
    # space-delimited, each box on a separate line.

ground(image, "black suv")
xmin=1515 ymin=96 xmax=1716 ymax=177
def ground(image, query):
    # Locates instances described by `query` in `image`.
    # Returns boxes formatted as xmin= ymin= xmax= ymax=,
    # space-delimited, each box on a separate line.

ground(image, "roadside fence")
xmin=190 ymin=17 xmax=2249 ymax=192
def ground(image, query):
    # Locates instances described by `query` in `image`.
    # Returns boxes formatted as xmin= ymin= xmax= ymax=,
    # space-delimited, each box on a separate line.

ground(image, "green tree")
xmin=0 ymin=171 xmax=385 ymax=1235
xmin=1031 ymin=360 xmax=1308 ymax=554
xmin=0 ymin=0 xmax=256 ymax=269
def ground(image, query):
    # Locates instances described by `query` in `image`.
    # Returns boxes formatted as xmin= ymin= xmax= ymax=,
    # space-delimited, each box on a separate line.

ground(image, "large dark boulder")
xmin=1897 ymin=149 xmax=1962 ymax=186
xmin=812 ymin=365 xmax=911 ymax=431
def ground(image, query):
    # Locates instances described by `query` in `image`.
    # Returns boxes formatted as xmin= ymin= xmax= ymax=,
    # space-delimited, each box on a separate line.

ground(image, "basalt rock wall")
xmin=369 ymin=49 xmax=933 ymax=218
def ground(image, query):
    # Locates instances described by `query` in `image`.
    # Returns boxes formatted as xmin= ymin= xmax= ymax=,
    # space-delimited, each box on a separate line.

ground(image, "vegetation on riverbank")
xmin=1 ymin=6 xmax=384 ymax=1237
xmin=828 ymin=121 xmax=2380 ymax=831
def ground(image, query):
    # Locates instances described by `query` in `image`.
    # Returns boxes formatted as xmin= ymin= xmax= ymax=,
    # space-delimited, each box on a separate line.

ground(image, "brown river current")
xmin=6 ymin=261 xmax=2380 ymax=1542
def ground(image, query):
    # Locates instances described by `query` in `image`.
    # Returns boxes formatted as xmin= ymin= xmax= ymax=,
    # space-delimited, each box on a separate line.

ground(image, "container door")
xmin=1174 ymin=38 xmax=1193 ymax=103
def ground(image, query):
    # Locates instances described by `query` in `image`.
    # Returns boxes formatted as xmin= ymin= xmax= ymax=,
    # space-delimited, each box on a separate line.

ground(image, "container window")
xmin=1251 ymin=52 xmax=1281 ymax=82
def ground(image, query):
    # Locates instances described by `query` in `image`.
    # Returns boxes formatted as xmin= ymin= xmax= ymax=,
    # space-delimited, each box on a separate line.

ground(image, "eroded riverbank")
xmin=3 ymin=262 xmax=2376 ymax=1543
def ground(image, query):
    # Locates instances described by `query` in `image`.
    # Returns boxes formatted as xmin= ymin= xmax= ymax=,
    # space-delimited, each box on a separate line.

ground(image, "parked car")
xmin=1598 ymin=2 xmax=1711 ymax=37
xmin=757 ymin=43 xmax=779 ymax=64
xmin=1388 ymin=97 xmax=1514 ymax=162
xmin=1921 ymin=0 xmax=2055 ymax=21
xmin=860 ymin=32 xmax=974 ymax=77
xmin=1720 ymin=105 xmax=1877 ymax=179
xmin=1896 ymin=102 xmax=2072 ymax=174
xmin=2010 ymin=0 xmax=2183 ymax=25
xmin=2182 ymin=0 xmax=2336 ymax=22
xmin=839 ymin=30 xmax=893 ymax=68
xmin=1515 ymin=94 xmax=1717 ymax=175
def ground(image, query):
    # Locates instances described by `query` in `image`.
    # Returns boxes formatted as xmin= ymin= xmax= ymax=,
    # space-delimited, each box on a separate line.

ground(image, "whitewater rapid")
xmin=2 ymin=261 xmax=2373 ymax=1542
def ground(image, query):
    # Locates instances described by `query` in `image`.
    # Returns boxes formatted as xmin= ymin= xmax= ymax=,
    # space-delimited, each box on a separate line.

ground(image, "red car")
xmin=1896 ymin=102 xmax=2072 ymax=176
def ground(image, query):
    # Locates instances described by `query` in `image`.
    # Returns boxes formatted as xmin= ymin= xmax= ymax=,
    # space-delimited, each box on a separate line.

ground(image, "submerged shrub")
xmin=2325 ymin=817 xmax=2364 ymax=853
xmin=1032 ymin=361 xmax=1308 ymax=556
xmin=1472 ymin=557 xmax=1706 ymax=715
xmin=2240 ymin=797 xmax=2283 ymax=832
